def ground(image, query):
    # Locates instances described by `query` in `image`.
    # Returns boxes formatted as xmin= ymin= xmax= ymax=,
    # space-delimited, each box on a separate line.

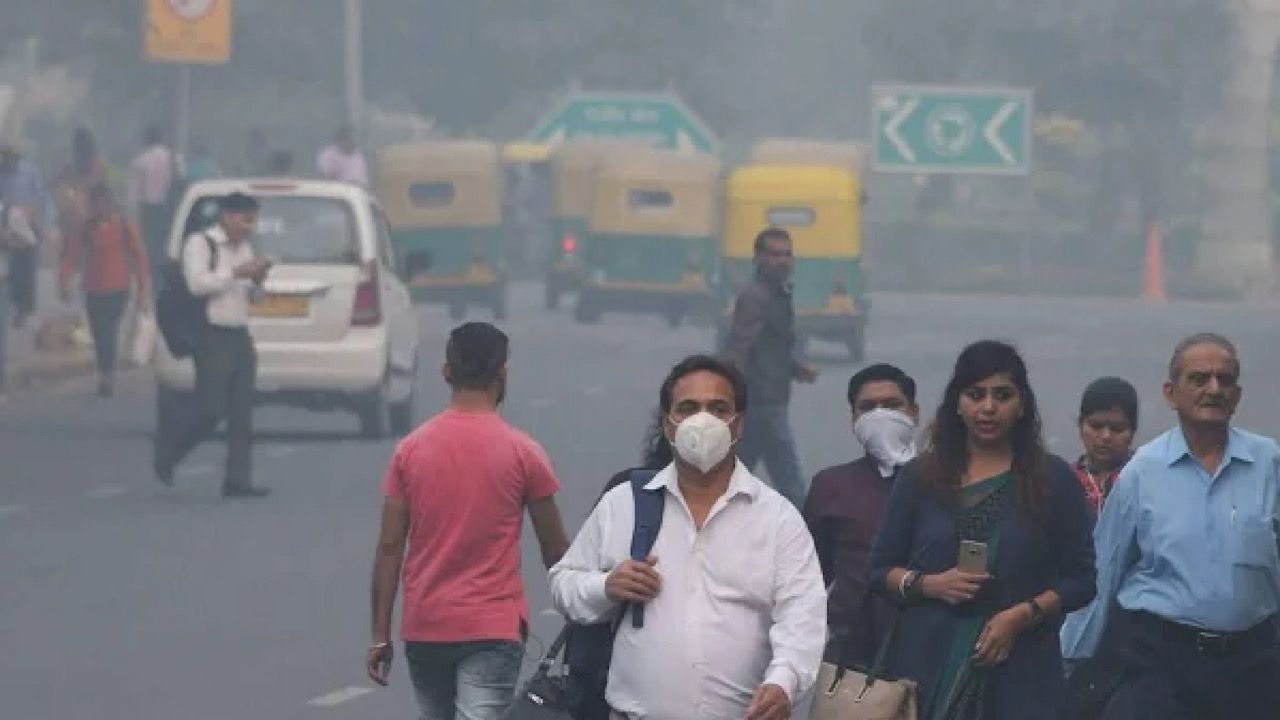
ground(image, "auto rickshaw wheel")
xmin=575 ymin=294 xmax=602 ymax=324
xmin=664 ymin=306 xmax=684 ymax=329
xmin=493 ymin=288 xmax=508 ymax=321
xmin=448 ymin=301 xmax=466 ymax=321
xmin=544 ymin=282 xmax=560 ymax=311
xmin=847 ymin=321 xmax=867 ymax=363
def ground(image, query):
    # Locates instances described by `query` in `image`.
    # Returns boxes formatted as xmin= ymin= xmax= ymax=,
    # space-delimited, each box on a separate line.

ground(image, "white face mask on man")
xmin=671 ymin=411 xmax=737 ymax=474
xmin=853 ymin=408 xmax=918 ymax=478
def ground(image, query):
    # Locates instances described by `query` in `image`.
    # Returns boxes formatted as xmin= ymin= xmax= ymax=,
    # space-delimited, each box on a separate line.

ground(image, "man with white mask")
xmin=803 ymin=364 xmax=920 ymax=661
xmin=551 ymin=354 xmax=827 ymax=720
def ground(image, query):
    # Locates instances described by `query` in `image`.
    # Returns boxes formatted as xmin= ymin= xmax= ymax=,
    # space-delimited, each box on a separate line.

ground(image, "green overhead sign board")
xmin=872 ymin=84 xmax=1032 ymax=174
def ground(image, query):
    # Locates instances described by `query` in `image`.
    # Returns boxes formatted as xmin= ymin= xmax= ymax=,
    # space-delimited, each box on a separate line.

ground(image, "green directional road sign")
xmin=872 ymin=85 xmax=1032 ymax=175
xmin=529 ymin=92 xmax=719 ymax=153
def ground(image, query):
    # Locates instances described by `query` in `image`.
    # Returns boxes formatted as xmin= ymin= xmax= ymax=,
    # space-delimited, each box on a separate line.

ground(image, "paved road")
xmin=3 ymin=283 xmax=1278 ymax=718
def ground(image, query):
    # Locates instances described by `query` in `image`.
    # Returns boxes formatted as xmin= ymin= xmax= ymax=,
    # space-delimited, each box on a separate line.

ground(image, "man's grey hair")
xmin=1168 ymin=333 xmax=1240 ymax=381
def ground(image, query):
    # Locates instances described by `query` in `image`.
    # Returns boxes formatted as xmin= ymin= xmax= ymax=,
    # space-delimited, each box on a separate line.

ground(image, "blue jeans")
xmin=405 ymin=640 xmax=523 ymax=720
xmin=738 ymin=402 xmax=807 ymax=506
xmin=0 ymin=274 xmax=10 ymax=392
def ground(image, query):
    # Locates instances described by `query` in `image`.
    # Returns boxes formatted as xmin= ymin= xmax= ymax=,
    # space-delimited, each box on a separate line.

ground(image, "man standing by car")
xmin=154 ymin=191 xmax=272 ymax=497
xmin=367 ymin=322 xmax=569 ymax=720
xmin=725 ymin=227 xmax=818 ymax=507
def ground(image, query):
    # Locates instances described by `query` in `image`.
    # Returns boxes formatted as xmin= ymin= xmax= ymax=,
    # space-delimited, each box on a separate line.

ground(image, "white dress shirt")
xmin=550 ymin=461 xmax=827 ymax=720
xmin=128 ymin=144 xmax=177 ymax=211
xmin=183 ymin=225 xmax=257 ymax=328
xmin=316 ymin=145 xmax=369 ymax=186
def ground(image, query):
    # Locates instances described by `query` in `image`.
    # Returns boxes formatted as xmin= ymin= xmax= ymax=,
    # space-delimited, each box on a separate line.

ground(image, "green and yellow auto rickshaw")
xmin=378 ymin=140 xmax=507 ymax=320
xmin=544 ymin=140 xmax=648 ymax=310
xmin=721 ymin=163 xmax=868 ymax=360
xmin=575 ymin=148 xmax=722 ymax=327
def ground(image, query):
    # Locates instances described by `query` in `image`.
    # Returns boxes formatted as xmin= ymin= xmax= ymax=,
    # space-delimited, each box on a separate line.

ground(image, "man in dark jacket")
xmin=725 ymin=227 xmax=817 ymax=506
xmin=804 ymin=364 xmax=919 ymax=661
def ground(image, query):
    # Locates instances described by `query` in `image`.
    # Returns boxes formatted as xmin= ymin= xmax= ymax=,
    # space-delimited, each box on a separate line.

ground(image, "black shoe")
xmin=223 ymin=485 xmax=271 ymax=498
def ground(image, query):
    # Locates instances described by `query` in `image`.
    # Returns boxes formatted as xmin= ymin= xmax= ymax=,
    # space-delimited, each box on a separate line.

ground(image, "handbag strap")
xmin=536 ymin=624 xmax=571 ymax=673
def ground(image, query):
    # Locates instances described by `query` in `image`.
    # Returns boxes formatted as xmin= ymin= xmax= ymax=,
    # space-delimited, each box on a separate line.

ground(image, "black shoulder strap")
xmin=610 ymin=468 xmax=664 ymax=632
xmin=202 ymin=232 xmax=217 ymax=271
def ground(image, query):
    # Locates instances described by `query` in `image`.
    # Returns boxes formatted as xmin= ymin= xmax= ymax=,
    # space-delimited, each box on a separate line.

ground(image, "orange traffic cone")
xmin=1143 ymin=221 xmax=1167 ymax=303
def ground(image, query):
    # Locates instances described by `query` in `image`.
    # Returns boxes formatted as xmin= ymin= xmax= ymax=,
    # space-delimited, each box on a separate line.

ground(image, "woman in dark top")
xmin=869 ymin=340 xmax=1096 ymax=719
xmin=1073 ymin=377 xmax=1137 ymax=516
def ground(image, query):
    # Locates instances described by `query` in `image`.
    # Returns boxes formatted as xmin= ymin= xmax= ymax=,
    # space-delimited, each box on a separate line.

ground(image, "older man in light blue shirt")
xmin=1061 ymin=333 xmax=1280 ymax=720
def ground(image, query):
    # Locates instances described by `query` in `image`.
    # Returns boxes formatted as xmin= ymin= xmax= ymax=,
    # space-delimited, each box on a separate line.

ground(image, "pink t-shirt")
xmin=382 ymin=408 xmax=560 ymax=643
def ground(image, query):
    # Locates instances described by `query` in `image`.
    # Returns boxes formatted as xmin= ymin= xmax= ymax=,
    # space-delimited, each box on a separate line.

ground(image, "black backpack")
xmin=505 ymin=469 xmax=664 ymax=720
xmin=156 ymin=233 xmax=216 ymax=359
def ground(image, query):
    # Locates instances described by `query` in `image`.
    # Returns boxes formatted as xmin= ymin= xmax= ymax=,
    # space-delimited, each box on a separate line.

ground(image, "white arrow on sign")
xmin=884 ymin=97 xmax=919 ymax=163
xmin=984 ymin=101 xmax=1019 ymax=165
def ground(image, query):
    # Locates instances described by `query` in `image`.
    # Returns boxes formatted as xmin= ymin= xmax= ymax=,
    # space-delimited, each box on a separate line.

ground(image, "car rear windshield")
xmin=182 ymin=195 xmax=360 ymax=264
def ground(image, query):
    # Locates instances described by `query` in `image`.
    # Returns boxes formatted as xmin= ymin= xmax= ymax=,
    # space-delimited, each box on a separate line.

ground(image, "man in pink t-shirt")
xmin=367 ymin=322 xmax=569 ymax=720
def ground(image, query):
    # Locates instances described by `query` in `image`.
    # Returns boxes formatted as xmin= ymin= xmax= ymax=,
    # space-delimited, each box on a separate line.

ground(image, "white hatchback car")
xmin=154 ymin=178 xmax=421 ymax=438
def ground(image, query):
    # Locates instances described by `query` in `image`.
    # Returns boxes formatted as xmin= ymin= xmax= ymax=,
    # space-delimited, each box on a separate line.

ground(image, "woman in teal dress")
xmin=869 ymin=340 xmax=1096 ymax=719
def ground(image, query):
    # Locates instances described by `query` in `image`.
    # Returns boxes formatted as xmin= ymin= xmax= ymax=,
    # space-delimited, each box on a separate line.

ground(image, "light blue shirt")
xmin=1062 ymin=425 xmax=1280 ymax=659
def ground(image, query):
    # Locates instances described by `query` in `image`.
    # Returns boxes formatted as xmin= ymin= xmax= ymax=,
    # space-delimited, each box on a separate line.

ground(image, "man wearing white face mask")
xmin=803 ymin=364 xmax=919 ymax=662
xmin=551 ymin=355 xmax=827 ymax=720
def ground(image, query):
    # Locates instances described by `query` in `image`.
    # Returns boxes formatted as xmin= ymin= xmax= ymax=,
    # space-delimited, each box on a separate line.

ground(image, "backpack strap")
xmin=626 ymin=468 xmax=664 ymax=629
xmin=202 ymin=232 xmax=217 ymax=271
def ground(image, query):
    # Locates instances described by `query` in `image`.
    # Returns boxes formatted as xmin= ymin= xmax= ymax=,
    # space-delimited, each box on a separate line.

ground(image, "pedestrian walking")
xmin=725 ymin=227 xmax=819 ymax=506
xmin=0 ymin=198 xmax=39 ymax=402
xmin=128 ymin=125 xmax=181 ymax=285
xmin=804 ymin=363 xmax=919 ymax=661
xmin=152 ymin=191 xmax=272 ymax=497
xmin=53 ymin=128 xmax=109 ymax=246
xmin=870 ymin=340 xmax=1096 ymax=718
xmin=1061 ymin=334 xmax=1280 ymax=720
xmin=1072 ymin=377 xmax=1138 ymax=517
xmin=367 ymin=322 xmax=569 ymax=720
xmin=316 ymin=126 xmax=368 ymax=186
xmin=550 ymin=354 xmax=827 ymax=720
xmin=59 ymin=184 xmax=151 ymax=397
xmin=0 ymin=141 xmax=53 ymax=327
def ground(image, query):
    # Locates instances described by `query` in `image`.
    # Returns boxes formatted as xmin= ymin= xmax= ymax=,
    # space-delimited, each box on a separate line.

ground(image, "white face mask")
xmin=671 ymin=411 xmax=736 ymax=474
xmin=853 ymin=408 xmax=918 ymax=478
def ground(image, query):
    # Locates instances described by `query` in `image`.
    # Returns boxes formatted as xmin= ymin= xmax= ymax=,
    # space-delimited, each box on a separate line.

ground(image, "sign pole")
xmin=343 ymin=0 xmax=364 ymax=139
xmin=175 ymin=64 xmax=192 ymax=159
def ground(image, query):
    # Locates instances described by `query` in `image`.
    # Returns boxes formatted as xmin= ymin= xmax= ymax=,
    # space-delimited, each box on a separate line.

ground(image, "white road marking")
xmin=0 ymin=504 xmax=30 ymax=518
xmin=182 ymin=464 xmax=216 ymax=477
xmin=583 ymin=385 xmax=604 ymax=397
xmin=265 ymin=446 xmax=297 ymax=459
xmin=87 ymin=486 xmax=128 ymax=499
xmin=306 ymin=686 xmax=375 ymax=708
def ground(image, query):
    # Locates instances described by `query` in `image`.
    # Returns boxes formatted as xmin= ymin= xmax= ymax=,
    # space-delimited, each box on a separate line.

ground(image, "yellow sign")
xmin=145 ymin=0 xmax=232 ymax=65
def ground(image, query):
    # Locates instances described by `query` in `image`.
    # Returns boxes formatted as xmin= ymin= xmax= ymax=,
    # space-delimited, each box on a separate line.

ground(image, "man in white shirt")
xmin=316 ymin=126 xmax=369 ymax=186
xmin=550 ymin=355 xmax=827 ymax=720
xmin=129 ymin=125 xmax=182 ymax=285
xmin=154 ymin=192 xmax=273 ymax=497
xmin=0 ymin=201 xmax=38 ymax=402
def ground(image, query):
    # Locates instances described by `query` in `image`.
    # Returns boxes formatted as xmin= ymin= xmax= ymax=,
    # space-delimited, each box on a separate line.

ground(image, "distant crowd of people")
xmin=363 ymin=226 xmax=1280 ymax=720
xmin=0 ymin=123 xmax=369 ymax=402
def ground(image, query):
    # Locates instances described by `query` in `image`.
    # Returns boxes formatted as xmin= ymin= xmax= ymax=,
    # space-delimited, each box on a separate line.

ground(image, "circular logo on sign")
xmin=925 ymin=105 xmax=976 ymax=158
xmin=167 ymin=0 xmax=216 ymax=19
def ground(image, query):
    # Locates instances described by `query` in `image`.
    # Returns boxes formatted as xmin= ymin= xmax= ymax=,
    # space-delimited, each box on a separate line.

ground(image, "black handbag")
xmin=504 ymin=626 xmax=574 ymax=720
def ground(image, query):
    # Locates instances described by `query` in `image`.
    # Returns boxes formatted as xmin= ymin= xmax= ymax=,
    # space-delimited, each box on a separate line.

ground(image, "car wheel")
xmin=359 ymin=378 xmax=391 ymax=439
xmin=389 ymin=362 xmax=418 ymax=437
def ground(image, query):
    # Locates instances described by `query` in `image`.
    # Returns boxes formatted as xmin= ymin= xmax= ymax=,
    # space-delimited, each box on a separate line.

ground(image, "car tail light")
xmin=352 ymin=261 xmax=381 ymax=326
xmin=562 ymin=234 xmax=578 ymax=255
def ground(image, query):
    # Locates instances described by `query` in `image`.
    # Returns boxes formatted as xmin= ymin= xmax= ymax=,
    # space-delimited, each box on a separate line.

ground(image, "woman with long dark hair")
xmin=869 ymin=340 xmax=1095 ymax=719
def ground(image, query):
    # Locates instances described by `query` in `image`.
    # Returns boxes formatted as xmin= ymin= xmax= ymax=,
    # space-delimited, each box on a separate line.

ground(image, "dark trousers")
xmin=738 ymin=402 xmax=806 ymax=506
xmin=85 ymin=291 xmax=128 ymax=378
xmin=161 ymin=326 xmax=256 ymax=490
xmin=139 ymin=202 xmax=170 ymax=291
xmin=1097 ymin=610 xmax=1280 ymax=720
xmin=7 ymin=245 xmax=35 ymax=318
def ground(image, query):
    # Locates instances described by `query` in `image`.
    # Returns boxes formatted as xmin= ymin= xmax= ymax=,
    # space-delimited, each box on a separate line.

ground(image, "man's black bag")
xmin=504 ymin=469 xmax=664 ymax=720
xmin=156 ymin=233 xmax=216 ymax=359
